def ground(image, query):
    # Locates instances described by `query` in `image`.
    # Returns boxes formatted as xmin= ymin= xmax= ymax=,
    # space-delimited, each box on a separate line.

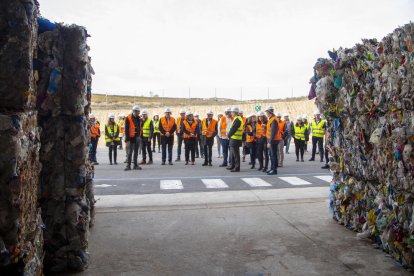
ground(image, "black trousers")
xmin=152 ymin=133 xmax=161 ymax=151
xmin=324 ymin=145 xmax=329 ymax=165
xmin=311 ymin=136 xmax=324 ymax=161
xmin=203 ymin=137 xmax=214 ymax=164
xmin=247 ymin=142 xmax=256 ymax=165
xmin=142 ymin=137 xmax=152 ymax=161
xmin=184 ymin=138 xmax=196 ymax=162
xmin=256 ymin=142 xmax=269 ymax=169
xmin=108 ymin=145 xmax=117 ymax=163
xmin=176 ymin=134 xmax=184 ymax=158
xmin=127 ymin=137 xmax=140 ymax=166
xmin=161 ymin=136 xmax=174 ymax=162
xmin=196 ymin=136 xmax=204 ymax=157
xmin=295 ymin=139 xmax=305 ymax=160
xmin=229 ymin=139 xmax=242 ymax=169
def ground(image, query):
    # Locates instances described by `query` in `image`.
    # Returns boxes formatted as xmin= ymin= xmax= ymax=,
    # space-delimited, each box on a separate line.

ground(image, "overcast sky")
xmin=39 ymin=0 xmax=414 ymax=100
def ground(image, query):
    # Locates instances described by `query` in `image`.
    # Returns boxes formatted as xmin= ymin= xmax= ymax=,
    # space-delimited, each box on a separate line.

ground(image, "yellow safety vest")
xmin=142 ymin=119 xmax=152 ymax=138
xmin=230 ymin=116 xmax=244 ymax=140
xmin=311 ymin=120 xmax=326 ymax=138
xmin=294 ymin=125 xmax=306 ymax=141
xmin=153 ymin=120 xmax=160 ymax=134
xmin=105 ymin=124 xmax=121 ymax=142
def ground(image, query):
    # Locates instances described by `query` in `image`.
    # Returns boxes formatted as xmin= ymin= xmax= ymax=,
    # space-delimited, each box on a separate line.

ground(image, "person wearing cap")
xmin=302 ymin=114 xmax=310 ymax=152
xmin=124 ymin=105 xmax=143 ymax=170
xmin=276 ymin=113 xmax=287 ymax=167
xmin=265 ymin=106 xmax=281 ymax=175
xmin=118 ymin=114 xmax=125 ymax=150
xmin=216 ymin=112 xmax=224 ymax=158
xmin=159 ymin=108 xmax=177 ymax=165
xmin=152 ymin=114 xmax=161 ymax=153
xmin=226 ymin=107 xmax=244 ymax=172
xmin=201 ymin=110 xmax=218 ymax=166
xmin=219 ymin=107 xmax=233 ymax=167
xmin=175 ymin=109 xmax=186 ymax=162
xmin=283 ymin=113 xmax=294 ymax=154
xmin=89 ymin=113 xmax=100 ymax=165
xmin=293 ymin=116 xmax=307 ymax=162
xmin=105 ymin=114 xmax=121 ymax=165
xmin=140 ymin=110 xmax=154 ymax=165
xmin=255 ymin=111 xmax=269 ymax=172
xmin=194 ymin=113 xmax=204 ymax=159
xmin=181 ymin=111 xmax=199 ymax=165
xmin=309 ymin=110 xmax=326 ymax=162
xmin=245 ymin=114 xmax=257 ymax=169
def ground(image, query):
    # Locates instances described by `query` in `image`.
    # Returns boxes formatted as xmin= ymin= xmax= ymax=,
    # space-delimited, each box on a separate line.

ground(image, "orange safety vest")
xmin=202 ymin=118 xmax=217 ymax=138
xmin=278 ymin=120 xmax=286 ymax=137
xmin=176 ymin=117 xmax=184 ymax=134
xmin=246 ymin=125 xmax=255 ymax=143
xmin=219 ymin=117 xmax=227 ymax=138
xmin=183 ymin=120 xmax=198 ymax=139
xmin=90 ymin=122 xmax=100 ymax=138
xmin=160 ymin=116 xmax=175 ymax=136
xmin=127 ymin=115 xmax=139 ymax=138
xmin=266 ymin=116 xmax=282 ymax=141
xmin=255 ymin=122 xmax=266 ymax=139
xmin=242 ymin=117 xmax=247 ymax=133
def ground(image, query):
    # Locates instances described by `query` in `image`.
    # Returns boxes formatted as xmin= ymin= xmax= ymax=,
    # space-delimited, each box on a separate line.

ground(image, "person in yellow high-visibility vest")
xmin=293 ymin=116 xmax=307 ymax=162
xmin=226 ymin=107 xmax=244 ymax=172
xmin=140 ymin=110 xmax=154 ymax=165
xmin=152 ymin=114 xmax=161 ymax=153
xmin=105 ymin=114 xmax=121 ymax=165
xmin=309 ymin=110 xmax=326 ymax=162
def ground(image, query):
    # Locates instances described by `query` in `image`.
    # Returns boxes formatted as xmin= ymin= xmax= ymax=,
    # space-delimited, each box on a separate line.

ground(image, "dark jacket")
xmin=158 ymin=116 xmax=177 ymax=136
xmin=124 ymin=115 xmax=141 ymax=142
xmin=268 ymin=115 xmax=279 ymax=144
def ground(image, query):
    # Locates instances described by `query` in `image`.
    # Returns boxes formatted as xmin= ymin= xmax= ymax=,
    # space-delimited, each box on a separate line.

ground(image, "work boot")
xmin=191 ymin=161 xmax=195 ymax=165
xmin=147 ymin=160 xmax=153 ymax=165
xmin=308 ymin=158 xmax=315 ymax=161
xmin=267 ymin=170 xmax=277 ymax=175
xmin=161 ymin=161 xmax=166 ymax=165
xmin=124 ymin=165 xmax=131 ymax=171
xmin=226 ymin=166 xmax=235 ymax=170
xmin=114 ymin=161 xmax=118 ymax=165
xmin=242 ymin=156 xmax=245 ymax=162
xmin=124 ymin=159 xmax=128 ymax=163
xmin=230 ymin=168 xmax=240 ymax=172
xmin=196 ymin=154 xmax=200 ymax=158
xmin=175 ymin=156 xmax=181 ymax=162
xmin=320 ymin=159 xmax=324 ymax=163
xmin=262 ymin=167 xmax=268 ymax=172
xmin=209 ymin=162 xmax=212 ymax=166
xmin=301 ymin=159 xmax=304 ymax=162
xmin=219 ymin=163 xmax=227 ymax=167
xmin=133 ymin=165 xmax=142 ymax=170
xmin=185 ymin=161 xmax=189 ymax=165
xmin=168 ymin=161 xmax=173 ymax=165
xmin=250 ymin=164 xmax=255 ymax=169
xmin=202 ymin=162 xmax=208 ymax=166
xmin=321 ymin=164 xmax=330 ymax=169
xmin=139 ymin=160 xmax=146 ymax=165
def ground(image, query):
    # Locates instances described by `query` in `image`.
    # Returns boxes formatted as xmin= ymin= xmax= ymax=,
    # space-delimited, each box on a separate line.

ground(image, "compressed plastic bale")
xmin=0 ymin=112 xmax=43 ymax=275
xmin=0 ymin=0 xmax=39 ymax=111
xmin=311 ymin=22 xmax=414 ymax=269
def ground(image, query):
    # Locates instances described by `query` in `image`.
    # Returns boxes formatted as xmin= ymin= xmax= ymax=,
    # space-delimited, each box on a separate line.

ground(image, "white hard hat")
xmin=153 ymin=113 xmax=159 ymax=117
xmin=231 ymin=107 xmax=240 ymax=113
xmin=141 ymin=110 xmax=148 ymax=115
xmin=108 ymin=114 xmax=115 ymax=119
xmin=276 ymin=112 xmax=282 ymax=117
xmin=185 ymin=111 xmax=193 ymax=116
xmin=314 ymin=110 xmax=321 ymax=115
xmin=207 ymin=110 xmax=214 ymax=115
xmin=89 ymin=113 xmax=95 ymax=119
xmin=297 ymin=116 xmax=303 ymax=121
xmin=239 ymin=109 xmax=244 ymax=114
xmin=303 ymin=114 xmax=308 ymax=119
xmin=179 ymin=109 xmax=186 ymax=114
xmin=218 ymin=112 xmax=223 ymax=116
xmin=164 ymin=108 xmax=172 ymax=113
xmin=128 ymin=110 xmax=133 ymax=115
xmin=283 ymin=113 xmax=289 ymax=117
xmin=225 ymin=107 xmax=232 ymax=113
xmin=258 ymin=111 xmax=265 ymax=116
xmin=265 ymin=106 xmax=274 ymax=112
xmin=132 ymin=105 xmax=140 ymax=111
xmin=194 ymin=112 xmax=199 ymax=116
xmin=118 ymin=114 xmax=123 ymax=118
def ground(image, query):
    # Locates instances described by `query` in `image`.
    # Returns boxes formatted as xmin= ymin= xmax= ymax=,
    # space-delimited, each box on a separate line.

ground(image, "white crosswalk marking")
xmin=202 ymin=179 xmax=229 ymax=189
xmin=241 ymin=178 xmax=272 ymax=187
xmin=314 ymin=175 xmax=333 ymax=183
xmin=279 ymin=177 xmax=311 ymax=186
xmin=160 ymin=180 xmax=183 ymax=190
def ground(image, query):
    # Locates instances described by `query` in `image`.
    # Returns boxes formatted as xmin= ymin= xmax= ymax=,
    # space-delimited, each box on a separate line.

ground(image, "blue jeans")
xmin=285 ymin=135 xmax=292 ymax=153
xmin=176 ymin=134 xmax=183 ymax=158
xmin=220 ymin=138 xmax=230 ymax=165
xmin=89 ymin=137 xmax=98 ymax=162
xmin=161 ymin=136 xmax=174 ymax=162
xmin=270 ymin=142 xmax=279 ymax=171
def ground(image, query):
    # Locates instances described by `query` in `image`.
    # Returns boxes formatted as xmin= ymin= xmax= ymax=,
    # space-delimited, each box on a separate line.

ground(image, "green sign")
xmin=255 ymin=105 xmax=261 ymax=112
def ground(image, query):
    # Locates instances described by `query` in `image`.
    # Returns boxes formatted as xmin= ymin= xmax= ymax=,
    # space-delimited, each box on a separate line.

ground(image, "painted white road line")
xmin=314 ymin=175 xmax=333 ymax=183
xmin=279 ymin=177 xmax=312 ymax=186
xmin=202 ymin=179 xmax=229 ymax=189
xmin=241 ymin=178 xmax=272 ymax=187
xmin=95 ymin=184 xmax=116 ymax=188
xmin=160 ymin=180 xmax=183 ymax=190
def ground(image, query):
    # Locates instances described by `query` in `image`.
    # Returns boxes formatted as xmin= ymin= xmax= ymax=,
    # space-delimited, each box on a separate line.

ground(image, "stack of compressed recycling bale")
xmin=310 ymin=23 xmax=414 ymax=268
xmin=36 ymin=21 xmax=95 ymax=272
xmin=0 ymin=0 xmax=44 ymax=275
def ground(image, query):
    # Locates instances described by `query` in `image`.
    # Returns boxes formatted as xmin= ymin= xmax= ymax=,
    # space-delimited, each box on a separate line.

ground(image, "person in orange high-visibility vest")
xmin=219 ymin=107 xmax=233 ymax=167
xmin=255 ymin=111 xmax=269 ymax=172
xmin=245 ymin=114 xmax=257 ymax=169
xmin=181 ymin=111 xmax=199 ymax=165
xmin=89 ymin=113 xmax=100 ymax=164
xmin=276 ymin=113 xmax=287 ymax=167
xmin=216 ymin=112 xmax=223 ymax=158
xmin=201 ymin=110 xmax=218 ymax=166
xmin=159 ymin=108 xmax=177 ymax=165
xmin=265 ymin=106 xmax=281 ymax=175
xmin=194 ymin=113 xmax=204 ymax=158
xmin=175 ymin=109 xmax=186 ymax=162
xmin=124 ymin=105 xmax=142 ymax=171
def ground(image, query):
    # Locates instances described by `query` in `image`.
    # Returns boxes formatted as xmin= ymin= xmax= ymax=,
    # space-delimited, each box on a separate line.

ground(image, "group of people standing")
xmin=88 ymin=105 xmax=328 ymax=173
